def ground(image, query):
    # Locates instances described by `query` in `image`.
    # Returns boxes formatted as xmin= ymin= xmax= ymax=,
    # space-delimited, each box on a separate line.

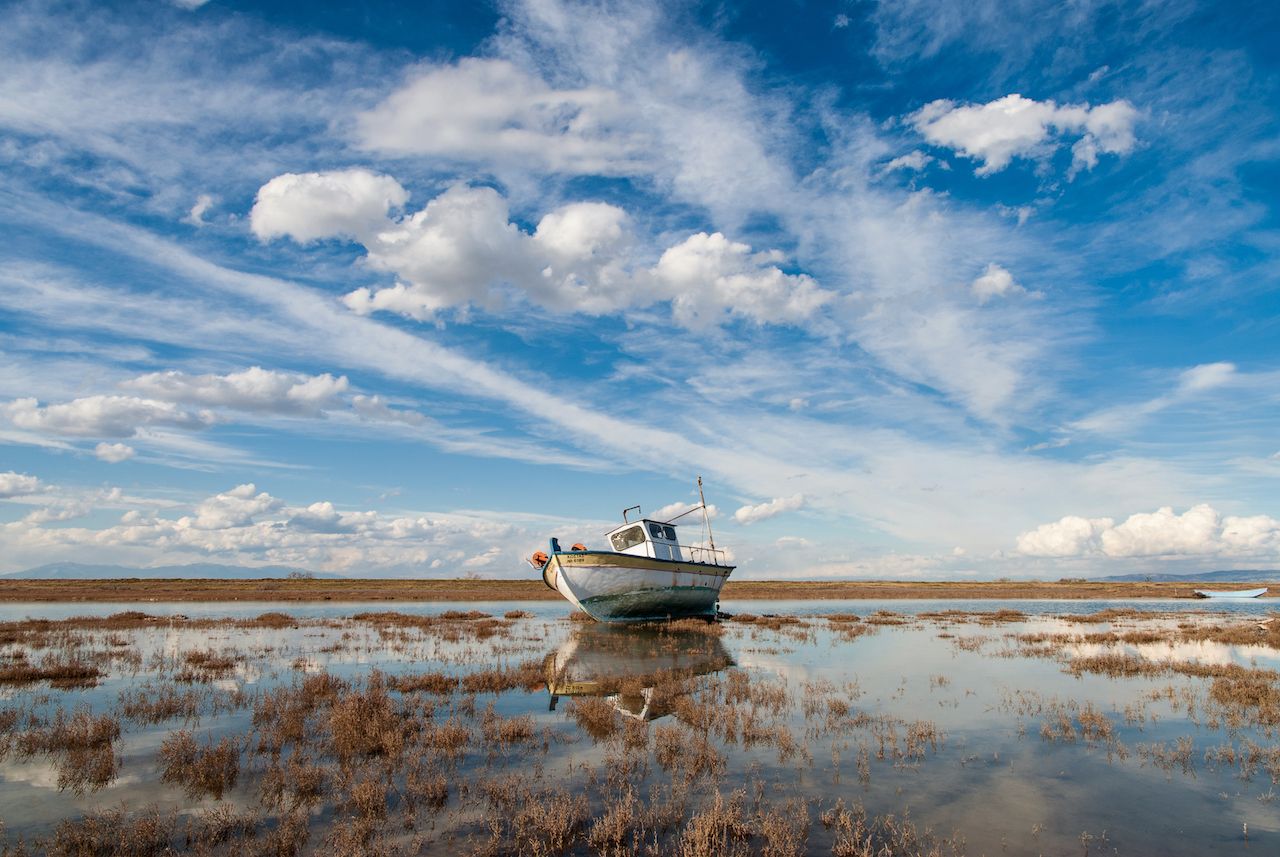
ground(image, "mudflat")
xmin=1 ymin=577 xmax=1276 ymax=602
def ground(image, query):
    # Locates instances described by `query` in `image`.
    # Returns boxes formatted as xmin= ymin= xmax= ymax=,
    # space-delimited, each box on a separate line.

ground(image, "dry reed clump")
xmin=480 ymin=706 xmax=536 ymax=747
xmin=567 ymin=695 xmax=621 ymax=740
xmin=504 ymin=610 xmax=534 ymax=619
xmin=47 ymin=806 xmax=173 ymax=857
xmin=510 ymin=789 xmax=589 ymax=856
xmin=1207 ymin=668 xmax=1280 ymax=726
xmin=159 ymin=731 xmax=241 ymax=800
xmin=118 ymin=683 xmax=202 ymax=724
xmin=405 ymin=764 xmax=449 ymax=811
xmin=820 ymin=800 xmax=958 ymax=857
xmin=459 ymin=658 xmax=545 ymax=694
xmin=177 ymin=649 xmax=240 ymax=681
xmin=183 ymin=804 xmax=259 ymax=850
xmin=390 ymin=671 xmax=459 ymax=696
xmin=1137 ymin=736 xmax=1196 ymax=777
xmin=14 ymin=706 xmax=120 ymax=794
xmin=327 ymin=673 xmax=403 ymax=763
xmin=0 ymin=654 xmax=101 ymax=689
xmin=242 ymin=612 xmax=297 ymax=629
xmin=758 ymin=799 xmax=810 ymax=857
xmin=675 ymin=789 xmax=752 ymax=857
xmin=253 ymin=671 xmax=347 ymax=753
xmin=420 ymin=716 xmax=471 ymax=758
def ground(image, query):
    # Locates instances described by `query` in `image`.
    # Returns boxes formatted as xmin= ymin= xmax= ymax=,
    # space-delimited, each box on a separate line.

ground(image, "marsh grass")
xmin=4 ymin=605 xmax=1279 ymax=856
xmin=159 ymin=731 xmax=242 ymax=800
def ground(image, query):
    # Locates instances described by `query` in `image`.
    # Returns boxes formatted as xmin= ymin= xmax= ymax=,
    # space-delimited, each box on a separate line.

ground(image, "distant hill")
xmin=1097 ymin=569 xmax=1280 ymax=583
xmin=3 ymin=562 xmax=344 ymax=580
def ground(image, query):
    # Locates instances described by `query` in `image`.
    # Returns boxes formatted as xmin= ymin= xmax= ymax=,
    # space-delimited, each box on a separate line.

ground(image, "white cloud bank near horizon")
xmin=1017 ymin=503 xmax=1280 ymax=559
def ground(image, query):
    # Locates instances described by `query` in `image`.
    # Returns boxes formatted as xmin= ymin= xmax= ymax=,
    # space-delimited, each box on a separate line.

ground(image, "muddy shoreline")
xmin=1 ymin=578 xmax=1276 ymax=602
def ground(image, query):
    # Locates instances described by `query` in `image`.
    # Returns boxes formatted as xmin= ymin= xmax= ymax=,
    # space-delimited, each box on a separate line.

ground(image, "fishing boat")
xmin=1192 ymin=587 xmax=1268 ymax=599
xmin=528 ymin=477 xmax=734 ymax=622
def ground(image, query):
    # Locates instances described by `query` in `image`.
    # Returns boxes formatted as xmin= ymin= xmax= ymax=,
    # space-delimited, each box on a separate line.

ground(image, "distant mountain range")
xmin=1096 ymin=569 xmax=1280 ymax=583
xmin=3 ymin=562 xmax=345 ymax=580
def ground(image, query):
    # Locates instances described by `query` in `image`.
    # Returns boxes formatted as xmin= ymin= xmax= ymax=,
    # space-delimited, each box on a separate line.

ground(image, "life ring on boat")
xmin=529 ymin=551 xmax=549 ymax=568
xmin=571 ymin=543 xmax=587 ymax=552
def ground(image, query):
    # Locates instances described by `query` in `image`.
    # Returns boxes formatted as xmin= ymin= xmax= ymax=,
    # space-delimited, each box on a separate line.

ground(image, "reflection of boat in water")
xmin=544 ymin=625 xmax=733 ymax=720
xmin=528 ymin=478 xmax=735 ymax=623
xmin=1194 ymin=587 xmax=1268 ymax=599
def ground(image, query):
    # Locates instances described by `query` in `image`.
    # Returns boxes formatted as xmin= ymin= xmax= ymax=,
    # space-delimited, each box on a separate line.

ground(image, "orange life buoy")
xmin=530 ymin=550 xmax=549 ymax=567
xmin=571 ymin=543 xmax=587 ymax=551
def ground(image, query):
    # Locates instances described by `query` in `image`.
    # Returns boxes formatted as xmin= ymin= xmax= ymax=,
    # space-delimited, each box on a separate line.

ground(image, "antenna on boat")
xmin=697 ymin=475 xmax=716 ymax=553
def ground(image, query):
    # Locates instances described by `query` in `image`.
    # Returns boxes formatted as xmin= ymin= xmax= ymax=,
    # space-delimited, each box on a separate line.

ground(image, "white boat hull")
xmin=543 ymin=550 xmax=733 ymax=622
xmin=1193 ymin=587 xmax=1268 ymax=599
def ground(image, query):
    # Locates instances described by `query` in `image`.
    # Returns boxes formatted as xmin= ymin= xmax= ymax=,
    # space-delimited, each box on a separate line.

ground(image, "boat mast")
xmin=697 ymin=475 xmax=716 ymax=553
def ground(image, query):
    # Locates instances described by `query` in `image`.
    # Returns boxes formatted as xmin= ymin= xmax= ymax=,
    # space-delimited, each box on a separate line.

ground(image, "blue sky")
xmin=0 ymin=0 xmax=1277 ymax=579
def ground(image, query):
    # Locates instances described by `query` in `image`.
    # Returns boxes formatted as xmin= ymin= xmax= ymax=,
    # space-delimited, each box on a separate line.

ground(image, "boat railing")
xmin=685 ymin=545 xmax=729 ymax=566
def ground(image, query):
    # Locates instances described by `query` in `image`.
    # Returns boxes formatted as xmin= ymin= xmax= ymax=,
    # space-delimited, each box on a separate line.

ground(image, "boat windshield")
xmin=610 ymin=525 xmax=646 ymax=551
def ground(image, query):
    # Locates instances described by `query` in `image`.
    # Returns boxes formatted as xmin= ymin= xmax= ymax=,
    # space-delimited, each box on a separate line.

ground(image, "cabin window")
xmin=611 ymin=525 xmax=646 ymax=551
xmin=663 ymin=525 xmax=677 ymax=541
xmin=647 ymin=522 xmax=665 ymax=539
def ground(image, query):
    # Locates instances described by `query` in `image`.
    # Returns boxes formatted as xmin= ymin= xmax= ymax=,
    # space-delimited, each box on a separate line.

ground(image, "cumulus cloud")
xmin=656 ymin=232 xmax=830 ymax=328
xmin=123 ymin=367 xmax=349 ymax=415
xmin=1015 ymin=514 xmax=1114 ymax=557
xmin=734 ymin=494 xmax=805 ymax=525
xmin=650 ymin=500 xmax=719 ymax=523
xmin=1017 ymin=504 xmax=1280 ymax=558
xmin=0 ymin=471 xmax=42 ymax=498
xmin=94 ymin=442 xmax=135 ymax=463
xmin=970 ymin=263 xmax=1024 ymax=304
xmin=354 ymin=58 xmax=645 ymax=175
xmin=912 ymin=94 xmax=1138 ymax=176
xmin=254 ymin=173 xmax=829 ymax=328
xmin=1 ymin=480 xmax=527 ymax=574
xmin=250 ymin=169 xmax=409 ymax=243
xmin=189 ymin=483 xmax=284 ymax=530
xmin=2 ymin=395 xmax=213 ymax=438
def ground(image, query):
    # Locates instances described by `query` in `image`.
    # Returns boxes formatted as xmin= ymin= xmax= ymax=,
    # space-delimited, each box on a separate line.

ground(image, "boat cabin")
xmin=605 ymin=519 xmax=684 ymax=561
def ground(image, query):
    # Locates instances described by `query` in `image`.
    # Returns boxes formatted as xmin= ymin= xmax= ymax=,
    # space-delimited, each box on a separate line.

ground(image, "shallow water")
xmin=1 ymin=601 xmax=1277 ymax=855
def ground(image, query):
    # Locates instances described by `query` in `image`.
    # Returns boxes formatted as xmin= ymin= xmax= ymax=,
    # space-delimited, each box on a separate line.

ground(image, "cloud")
xmin=734 ymin=493 xmax=805 ymax=525
xmin=2 ymin=395 xmax=213 ymax=438
xmin=970 ymin=263 xmax=1024 ymax=303
xmin=94 ymin=442 xmax=135 ymax=463
xmin=1017 ymin=504 xmax=1280 ymax=559
xmin=254 ymin=174 xmax=829 ymax=328
xmin=354 ymin=58 xmax=645 ymax=175
xmin=881 ymin=151 xmax=935 ymax=172
xmin=1072 ymin=361 xmax=1239 ymax=434
xmin=912 ymin=94 xmax=1138 ymax=175
xmin=656 ymin=232 xmax=830 ymax=328
xmin=0 ymin=471 xmax=41 ymax=498
xmin=251 ymin=169 xmax=410 ymax=244
xmin=650 ymin=500 xmax=719 ymax=523
xmin=189 ymin=483 xmax=283 ymax=530
xmin=122 ymin=367 xmax=349 ymax=415
xmin=182 ymin=194 xmax=214 ymax=227
xmin=1015 ymin=514 xmax=1113 ymax=557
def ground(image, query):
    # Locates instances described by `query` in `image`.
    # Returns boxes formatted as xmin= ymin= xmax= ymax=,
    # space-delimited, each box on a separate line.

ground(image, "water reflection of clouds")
xmin=1067 ymin=639 xmax=1280 ymax=669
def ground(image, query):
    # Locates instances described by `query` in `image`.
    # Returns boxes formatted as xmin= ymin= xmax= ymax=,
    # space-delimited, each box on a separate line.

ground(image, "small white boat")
xmin=528 ymin=478 xmax=734 ymax=622
xmin=1193 ymin=587 xmax=1268 ymax=599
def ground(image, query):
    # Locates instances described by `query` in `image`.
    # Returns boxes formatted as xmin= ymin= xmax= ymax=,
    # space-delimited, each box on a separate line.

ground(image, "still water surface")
xmin=1 ymin=600 xmax=1276 ymax=855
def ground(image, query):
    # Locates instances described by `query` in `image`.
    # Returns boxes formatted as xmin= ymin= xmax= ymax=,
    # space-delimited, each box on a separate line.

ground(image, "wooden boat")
xmin=528 ymin=477 xmax=734 ymax=622
xmin=1192 ymin=587 xmax=1268 ymax=599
